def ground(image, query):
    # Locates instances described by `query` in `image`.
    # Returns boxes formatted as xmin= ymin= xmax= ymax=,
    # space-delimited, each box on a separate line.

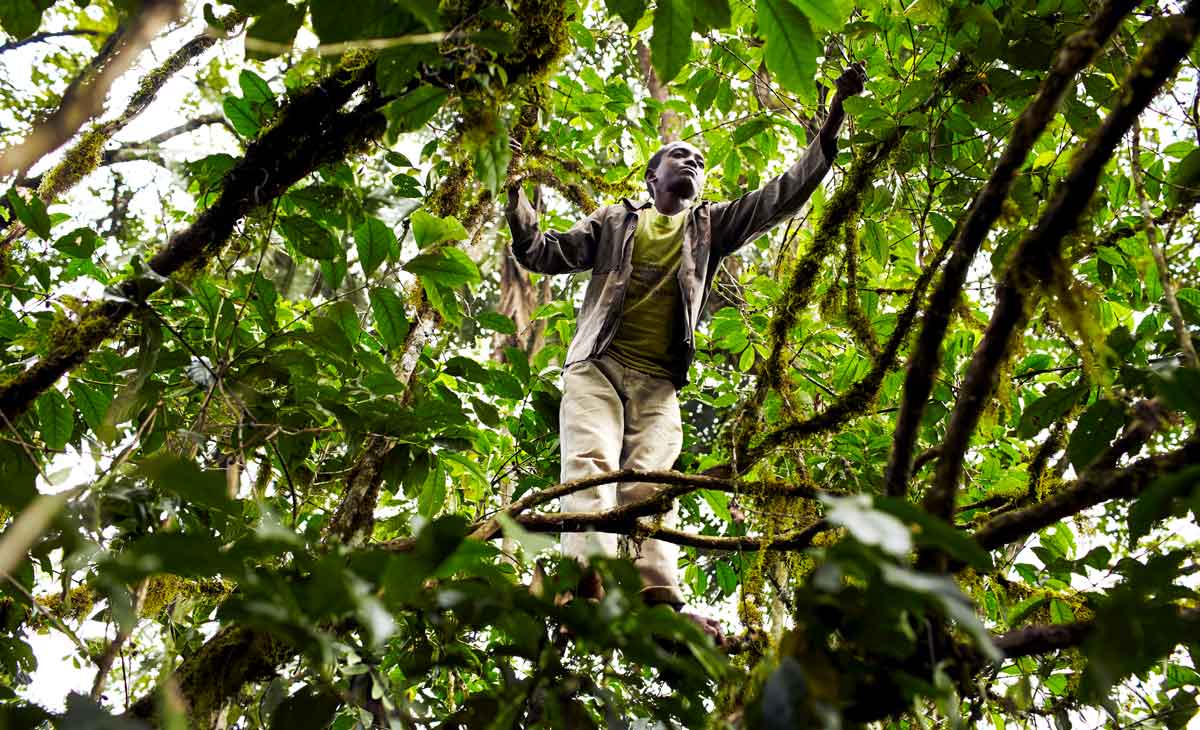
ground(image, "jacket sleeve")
xmin=708 ymin=136 xmax=834 ymax=258
xmin=504 ymin=190 xmax=604 ymax=275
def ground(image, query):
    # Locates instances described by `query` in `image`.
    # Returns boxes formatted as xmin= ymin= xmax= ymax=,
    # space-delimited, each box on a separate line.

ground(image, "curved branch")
xmin=884 ymin=0 xmax=1141 ymax=499
xmin=972 ymin=438 xmax=1200 ymax=551
xmin=994 ymin=607 xmax=1200 ymax=659
xmin=1 ymin=18 xmax=239 ymax=248
xmin=746 ymin=211 xmax=957 ymax=461
xmin=0 ymin=0 xmax=182 ymax=178
xmin=0 ymin=29 xmax=105 ymax=55
xmin=922 ymin=10 xmax=1200 ymax=556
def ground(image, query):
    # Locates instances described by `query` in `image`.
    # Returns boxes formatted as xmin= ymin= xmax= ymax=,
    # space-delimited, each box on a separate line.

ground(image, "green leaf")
xmin=53 ymin=228 xmax=101 ymax=258
xmin=1167 ymin=147 xmax=1200 ymax=206
xmin=70 ymin=380 xmax=113 ymax=435
xmin=476 ymin=311 xmax=516 ymax=335
xmin=496 ymin=513 xmax=556 ymax=560
xmin=0 ymin=0 xmax=47 ymax=39
xmin=269 ymin=687 xmax=339 ymax=730
xmin=822 ymin=494 xmax=911 ymax=557
xmin=1154 ymin=367 xmax=1200 ymax=422
xmin=732 ymin=117 xmax=772 ymax=145
xmin=223 ymin=96 xmax=260 ymax=137
xmin=405 ymin=248 xmax=480 ymax=289
xmin=738 ymin=345 xmax=755 ymax=371
xmin=238 ymin=69 xmax=275 ymax=107
xmin=1016 ymin=383 xmax=1087 ymax=439
xmin=1049 ymin=598 xmax=1074 ymax=624
xmin=876 ymin=498 xmax=993 ymax=572
xmin=1128 ymin=466 xmax=1200 ymax=545
xmin=139 ymin=453 xmax=236 ymax=514
xmin=245 ymin=1 xmax=306 ymax=59
xmin=418 ymin=460 xmax=446 ymax=517
xmin=354 ymin=217 xmax=397 ymax=277
xmin=792 ymin=0 xmax=846 ymax=31
xmin=369 ymin=287 xmax=410 ymax=348
xmin=384 ymin=85 xmax=449 ymax=134
xmin=409 ymin=209 xmax=469 ymax=248
xmin=57 ymin=693 xmax=148 ymax=730
xmin=650 ymin=0 xmax=692 ymax=83
xmin=6 ymin=189 xmax=51 ymax=239
xmin=759 ymin=0 xmax=818 ymax=103
xmin=473 ymin=132 xmax=511 ymax=195
xmin=280 ymin=216 xmax=338 ymax=260
xmin=692 ymin=0 xmax=730 ymax=29
xmin=36 ymin=390 xmax=72 ymax=451
xmin=878 ymin=563 xmax=1002 ymax=662
xmin=1067 ymin=399 xmax=1126 ymax=471
xmin=604 ymin=0 xmax=645 ymax=27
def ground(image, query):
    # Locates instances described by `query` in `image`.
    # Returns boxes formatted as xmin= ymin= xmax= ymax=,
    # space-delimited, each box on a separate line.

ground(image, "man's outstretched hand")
xmin=835 ymin=61 xmax=867 ymax=100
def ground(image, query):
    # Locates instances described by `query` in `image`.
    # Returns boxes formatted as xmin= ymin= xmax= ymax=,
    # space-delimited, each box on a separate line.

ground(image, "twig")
xmin=90 ymin=577 xmax=150 ymax=700
xmin=1131 ymin=120 xmax=1198 ymax=368
xmin=972 ymin=438 xmax=1200 ymax=551
xmin=0 ymin=29 xmax=104 ymax=55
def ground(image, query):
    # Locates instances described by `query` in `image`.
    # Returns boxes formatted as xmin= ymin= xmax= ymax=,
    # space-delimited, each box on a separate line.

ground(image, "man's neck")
xmin=652 ymin=191 xmax=692 ymax=216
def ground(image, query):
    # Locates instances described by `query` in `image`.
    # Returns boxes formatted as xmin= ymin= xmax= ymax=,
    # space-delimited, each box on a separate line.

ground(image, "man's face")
xmin=648 ymin=142 xmax=706 ymax=201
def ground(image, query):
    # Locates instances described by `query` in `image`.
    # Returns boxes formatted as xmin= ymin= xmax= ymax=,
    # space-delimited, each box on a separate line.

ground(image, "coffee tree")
xmin=0 ymin=0 xmax=1198 ymax=727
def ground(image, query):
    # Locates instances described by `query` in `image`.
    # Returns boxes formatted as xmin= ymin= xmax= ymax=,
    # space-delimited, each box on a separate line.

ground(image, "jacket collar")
xmin=620 ymin=198 xmax=711 ymax=213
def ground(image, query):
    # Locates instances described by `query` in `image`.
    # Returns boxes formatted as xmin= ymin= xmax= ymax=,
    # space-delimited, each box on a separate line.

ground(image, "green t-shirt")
xmin=606 ymin=207 xmax=687 ymax=380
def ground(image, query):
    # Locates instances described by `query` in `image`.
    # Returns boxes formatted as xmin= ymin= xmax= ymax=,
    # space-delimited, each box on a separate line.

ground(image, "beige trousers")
xmin=559 ymin=355 xmax=684 ymax=605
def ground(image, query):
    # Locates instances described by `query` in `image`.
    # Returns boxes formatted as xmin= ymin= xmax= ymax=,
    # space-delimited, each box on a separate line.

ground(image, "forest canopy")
xmin=0 ymin=0 xmax=1199 ymax=728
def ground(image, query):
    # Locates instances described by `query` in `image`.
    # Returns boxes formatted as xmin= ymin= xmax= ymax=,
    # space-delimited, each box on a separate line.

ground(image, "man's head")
xmin=645 ymin=141 xmax=706 ymax=202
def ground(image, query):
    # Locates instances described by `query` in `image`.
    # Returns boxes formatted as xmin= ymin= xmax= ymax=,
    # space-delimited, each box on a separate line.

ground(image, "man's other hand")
xmin=835 ymin=61 xmax=867 ymax=99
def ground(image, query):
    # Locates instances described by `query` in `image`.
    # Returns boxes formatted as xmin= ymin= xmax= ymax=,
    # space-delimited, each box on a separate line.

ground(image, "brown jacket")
xmin=505 ymin=137 xmax=834 ymax=387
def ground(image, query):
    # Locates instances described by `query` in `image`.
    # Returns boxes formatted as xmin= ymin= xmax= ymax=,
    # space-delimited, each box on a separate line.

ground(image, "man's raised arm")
xmin=709 ymin=63 xmax=867 ymax=257
xmin=505 ymin=182 xmax=604 ymax=275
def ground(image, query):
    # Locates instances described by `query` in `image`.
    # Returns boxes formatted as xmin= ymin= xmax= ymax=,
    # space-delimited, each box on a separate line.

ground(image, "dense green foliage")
xmin=0 ymin=0 xmax=1199 ymax=727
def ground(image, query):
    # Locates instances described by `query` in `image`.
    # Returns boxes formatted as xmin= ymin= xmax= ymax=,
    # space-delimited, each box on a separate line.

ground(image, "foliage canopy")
xmin=0 ymin=0 xmax=1199 ymax=728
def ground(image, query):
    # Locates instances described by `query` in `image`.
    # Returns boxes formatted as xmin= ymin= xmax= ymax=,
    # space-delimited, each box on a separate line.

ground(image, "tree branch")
xmin=0 ymin=0 xmax=182 ymax=178
xmin=972 ymin=438 xmax=1200 ymax=551
xmin=922 ymin=9 xmax=1200 ymax=564
xmin=1131 ymin=120 xmax=1199 ymax=368
xmin=1 ymin=18 xmax=240 ymax=249
xmin=884 ymin=0 xmax=1141 ymax=499
xmin=0 ymin=29 xmax=105 ymax=55
xmin=994 ymin=607 xmax=1200 ymax=659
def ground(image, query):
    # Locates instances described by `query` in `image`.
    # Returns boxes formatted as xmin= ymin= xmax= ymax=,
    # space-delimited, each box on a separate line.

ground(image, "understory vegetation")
xmin=0 ymin=0 xmax=1199 ymax=727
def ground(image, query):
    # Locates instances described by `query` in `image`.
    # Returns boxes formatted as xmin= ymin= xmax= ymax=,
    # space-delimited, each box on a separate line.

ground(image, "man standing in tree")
xmin=504 ymin=64 xmax=866 ymax=640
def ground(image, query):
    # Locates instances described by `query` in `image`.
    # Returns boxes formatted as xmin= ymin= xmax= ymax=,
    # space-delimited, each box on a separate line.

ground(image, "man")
xmin=505 ymin=64 xmax=866 ymax=640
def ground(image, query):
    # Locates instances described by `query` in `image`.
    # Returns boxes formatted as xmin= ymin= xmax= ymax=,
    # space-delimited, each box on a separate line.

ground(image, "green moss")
xmin=36 ymin=127 xmax=107 ymax=203
xmin=34 ymin=585 xmax=95 ymax=624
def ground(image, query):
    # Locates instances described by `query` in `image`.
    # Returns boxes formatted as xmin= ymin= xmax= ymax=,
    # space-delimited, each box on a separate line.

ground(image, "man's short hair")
xmin=645 ymin=146 xmax=669 ymax=199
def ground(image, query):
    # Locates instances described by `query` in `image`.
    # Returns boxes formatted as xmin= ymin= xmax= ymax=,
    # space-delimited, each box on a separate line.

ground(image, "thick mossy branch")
xmin=127 ymin=625 xmax=290 ymax=724
xmin=995 ymin=607 xmax=1200 ymax=659
xmin=742 ymin=218 xmax=957 ymax=463
xmin=883 ymin=0 xmax=1142 ymax=499
xmin=842 ymin=220 xmax=879 ymax=357
xmin=20 ymin=17 xmax=236 ymax=212
xmin=922 ymin=9 xmax=1200 ymax=548
xmin=973 ymin=438 xmax=1200 ymax=552
xmin=0 ymin=62 xmax=385 ymax=427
